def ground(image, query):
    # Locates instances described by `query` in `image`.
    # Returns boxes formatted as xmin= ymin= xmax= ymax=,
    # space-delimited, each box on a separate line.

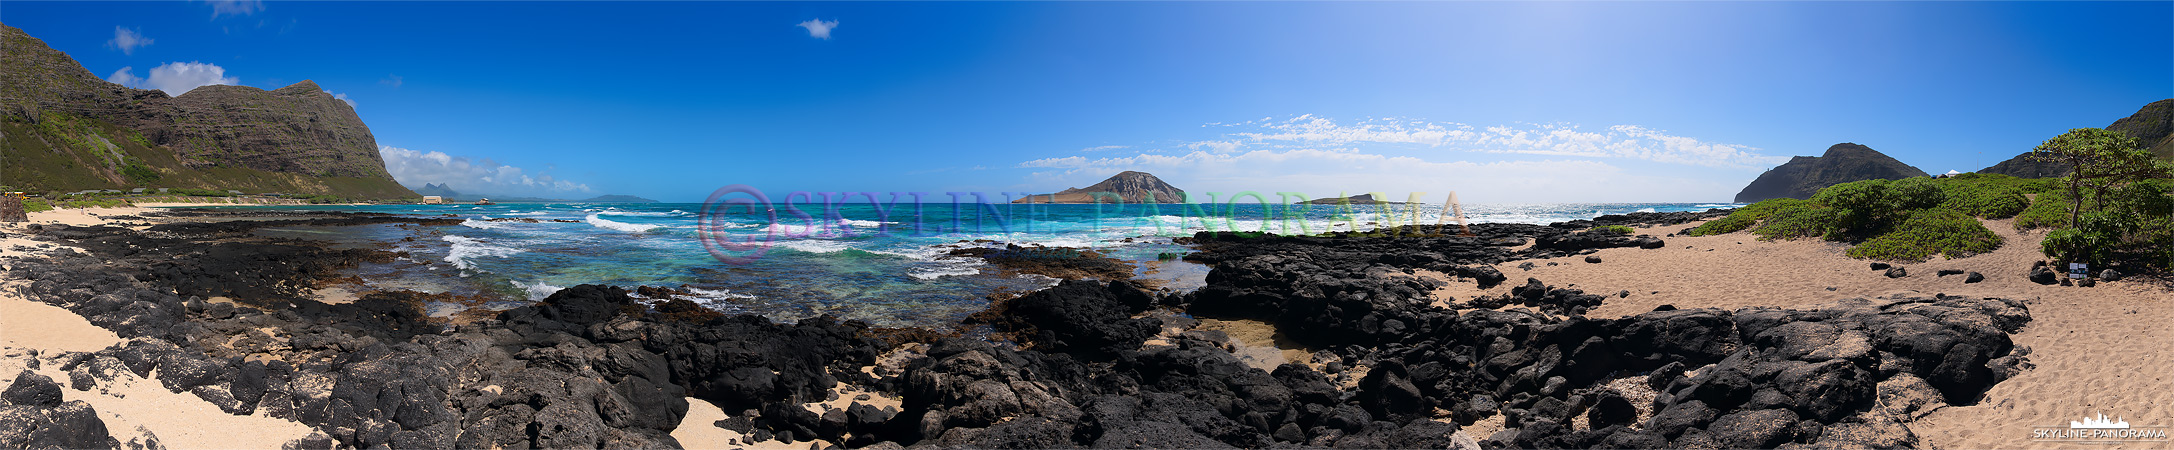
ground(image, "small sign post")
xmin=2069 ymin=262 xmax=2089 ymax=279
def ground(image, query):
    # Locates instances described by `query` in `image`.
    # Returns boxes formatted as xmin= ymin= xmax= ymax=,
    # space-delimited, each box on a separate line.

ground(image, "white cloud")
xmin=798 ymin=19 xmax=838 ymax=39
xmin=105 ymin=62 xmax=238 ymax=96
xmin=1186 ymin=140 xmax=1243 ymax=153
xmin=379 ymin=146 xmax=593 ymax=196
xmin=105 ymin=67 xmax=143 ymax=89
xmin=1080 ymin=145 xmax=1130 ymax=152
xmin=106 ymin=27 xmax=152 ymax=55
xmin=1213 ymin=116 xmax=1786 ymax=169
xmin=1016 ymin=148 xmax=1738 ymax=203
xmin=206 ymin=0 xmax=263 ymax=17
xmin=323 ymin=90 xmax=355 ymax=108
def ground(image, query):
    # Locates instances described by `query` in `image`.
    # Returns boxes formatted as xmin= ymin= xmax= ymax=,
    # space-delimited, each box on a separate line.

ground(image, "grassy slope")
xmin=2 ymin=113 xmax=412 ymax=199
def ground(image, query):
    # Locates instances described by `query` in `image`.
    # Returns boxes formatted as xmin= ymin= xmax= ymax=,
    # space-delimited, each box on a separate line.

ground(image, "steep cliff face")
xmin=1977 ymin=98 xmax=2174 ymax=178
xmin=1013 ymin=171 xmax=1188 ymax=204
xmin=0 ymin=24 xmax=413 ymax=199
xmin=1734 ymin=143 xmax=1928 ymax=203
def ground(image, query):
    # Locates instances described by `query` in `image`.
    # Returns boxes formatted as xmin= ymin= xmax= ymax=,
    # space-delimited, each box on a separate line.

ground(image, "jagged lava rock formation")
xmin=1013 ymin=171 xmax=1188 ymax=204
xmin=1735 ymin=143 xmax=1928 ymax=203
xmin=1979 ymin=98 xmax=2174 ymax=178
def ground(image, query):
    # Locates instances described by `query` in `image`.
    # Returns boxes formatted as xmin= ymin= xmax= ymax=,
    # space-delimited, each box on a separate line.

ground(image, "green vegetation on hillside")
xmin=1696 ymin=175 xmax=2013 ymax=262
xmin=2 ymin=113 xmax=415 ymax=200
xmin=1695 ymin=129 xmax=2174 ymax=269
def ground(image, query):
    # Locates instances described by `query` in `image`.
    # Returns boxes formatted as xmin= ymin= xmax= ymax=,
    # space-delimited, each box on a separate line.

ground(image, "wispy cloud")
xmin=1016 ymin=148 xmax=1737 ymax=203
xmin=1197 ymin=115 xmax=1785 ymax=169
xmin=323 ymin=90 xmax=355 ymax=108
xmin=205 ymin=0 xmax=263 ymax=17
xmin=106 ymin=27 xmax=152 ymax=55
xmin=105 ymin=62 xmax=238 ymax=96
xmin=379 ymin=74 xmax=403 ymax=88
xmin=798 ymin=19 xmax=838 ymax=40
xmin=1080 ymin=145 xmax=1130 ymax=152
xmin=380 ymin=146 xmax=592 ymax=196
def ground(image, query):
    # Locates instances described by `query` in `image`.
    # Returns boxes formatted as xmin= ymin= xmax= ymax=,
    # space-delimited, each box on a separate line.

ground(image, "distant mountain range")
xmin=1012 ymin=171 xmax=1188 ymax=204
xmin=1733 ymin=98 xmax=2173 ymax=202
xmin=0 ymin=24 xmax=414 ymax=199
xmin=410 ymin=183 xmax=655 ymax=203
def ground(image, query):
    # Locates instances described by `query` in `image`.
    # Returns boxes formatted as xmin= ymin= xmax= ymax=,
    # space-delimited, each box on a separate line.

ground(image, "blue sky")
xmin=9 ymin=1 xmax=2170 ymax=203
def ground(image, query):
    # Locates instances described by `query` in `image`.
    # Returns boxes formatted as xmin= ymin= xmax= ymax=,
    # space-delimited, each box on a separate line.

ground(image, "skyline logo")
xmin=2034 ymin=412 xmax=2169 ymax=444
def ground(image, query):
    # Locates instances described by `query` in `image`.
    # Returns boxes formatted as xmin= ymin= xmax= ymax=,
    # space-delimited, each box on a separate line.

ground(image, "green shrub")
xmin=120 ymin=162 xmax=161 ymax=184
xmin=1936 ymin=182 xmax=2030 ymax=219
xmin=2041 ymin=211 xmax=2138 ymax=265
xmin=1587 ymin=225 xmax=1635 ymax=235
xmin=1847 ymin=210 xmax=2003 ymax=261
xmin=23 ymin=198 xmax=52 ymax=213
xmin=1887 ymin=177 xmax=1947 ymax=210
xmin=1751 ymin=202 xmax=1838 ymax=241
xmin=58 ymin=199 xmax=131 ymax=209
xmin=2015 ymin=191 xmax=2075 ymax=229
xmin=1813 ymin=178 xmax=1947 ymax=237
xmin=1688 ymin=198 xmax=1807 ymax=236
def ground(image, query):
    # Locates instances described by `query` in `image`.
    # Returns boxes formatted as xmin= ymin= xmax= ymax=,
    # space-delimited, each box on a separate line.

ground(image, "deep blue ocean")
xmin=223 ymin=201 xmax=1739 ymax=327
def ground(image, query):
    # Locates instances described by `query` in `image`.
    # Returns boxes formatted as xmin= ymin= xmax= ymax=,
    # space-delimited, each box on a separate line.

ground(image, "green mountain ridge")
xmin=1978 ymin=98 xmax=2174 ymax=178
xmin=0 ymin=23 xmax=415 ymax=199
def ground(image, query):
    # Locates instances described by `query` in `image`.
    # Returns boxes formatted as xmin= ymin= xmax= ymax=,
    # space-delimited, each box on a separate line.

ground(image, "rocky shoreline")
xmin=1 ymin=210 xmax=2034 ymax=449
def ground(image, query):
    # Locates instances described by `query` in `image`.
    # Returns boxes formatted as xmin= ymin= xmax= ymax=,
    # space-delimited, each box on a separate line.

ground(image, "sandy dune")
xmin=1428 ymin=219 xmax=2174 ymax=449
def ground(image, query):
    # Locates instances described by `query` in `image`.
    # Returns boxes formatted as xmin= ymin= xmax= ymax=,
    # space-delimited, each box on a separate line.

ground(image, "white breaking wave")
xmin=460 ymin=217 xmax=505 ymax=229
xmin=599 ymin=210 xmax=688 ymax=217
xmin=772 ymin=240 xmax=854 ymax=254
xmin=442 ymin=235 xmax=523 ymax=271
xmin=909 ymin=259 xmax=985 ymax=280
xmin=682 ymin=286 xmax=756 ymax=300
xmin=511 ymin=279 xmax=564 ymax=301
xmin=586 ymin=213 xmax=663 ymax=233
xmin=1633 ymin=208 xmax=1658 ymax=213
xmin=838 ymin=219 xmax=889 ymax=228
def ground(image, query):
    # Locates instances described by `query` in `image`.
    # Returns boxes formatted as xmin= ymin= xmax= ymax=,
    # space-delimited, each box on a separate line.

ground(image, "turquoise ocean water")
xmin=228 ymin=201 xmax=1739 ymax=327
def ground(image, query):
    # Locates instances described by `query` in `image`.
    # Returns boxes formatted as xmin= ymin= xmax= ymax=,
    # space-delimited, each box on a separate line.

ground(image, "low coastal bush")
xmin=1847 ymin=210 xmax=2003 ymax=261
xmin=23 ymin=198 xmax=52 ymax=213
xmin=1586 ymin=225 xmax=1634 ymax=235
xmin=1813 ymin=178 xmax=1942 ymax=238
xmin=58 ymin=198 xmax=131 ymax=209
xmin=2014 ymin=191 xmax=2074 ymax=229
xmin=165 ymin=188 xmax=234 ymax=197
xmin=1936 ymin=181 xmax=2030 ymax=219
xmin=1750 ymin=202 xmax=1838 ymax=241
xmin=1688 ymin=198 xmax=1805 ymax=236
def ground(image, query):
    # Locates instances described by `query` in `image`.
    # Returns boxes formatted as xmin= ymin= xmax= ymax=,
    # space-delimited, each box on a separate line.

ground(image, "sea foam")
xmin=442 ymin=235 xmax=523 ymax=271
xmin=586 ymin=213 xmax=664 ymax=233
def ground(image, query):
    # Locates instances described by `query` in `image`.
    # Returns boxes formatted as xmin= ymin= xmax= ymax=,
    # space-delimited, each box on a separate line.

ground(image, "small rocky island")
xmin=1295 ymin=193 xmax=1410 ymax=205
xmin=1013 ymin=171 xmax=1189 ymax=204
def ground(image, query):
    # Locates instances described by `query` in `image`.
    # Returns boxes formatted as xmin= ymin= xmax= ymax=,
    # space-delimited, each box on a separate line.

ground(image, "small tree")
xmin=2029 ymin=128 xmax=2173 ymax=226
